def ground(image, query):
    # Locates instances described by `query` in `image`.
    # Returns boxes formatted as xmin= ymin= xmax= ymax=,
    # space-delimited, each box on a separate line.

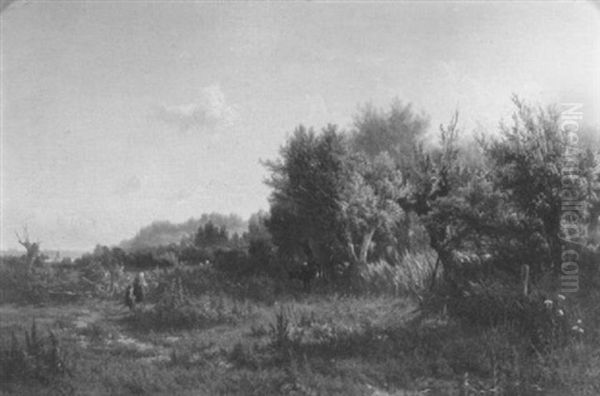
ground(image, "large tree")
xmin=265 ymin=124 xmax=405 ymax=282
xmin=265 ymin=125 xmax=350 ymax=280
xmin=351 ymin=101 xmax=431 ymax=253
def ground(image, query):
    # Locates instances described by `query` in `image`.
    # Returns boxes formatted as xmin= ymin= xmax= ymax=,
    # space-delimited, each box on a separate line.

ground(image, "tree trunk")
xmin=345 ymin=227 xmax=377 ymax=292
xmin=344 ymin=231 xmax=358 ymax=264
xmin=308 ymin=237 xmax=330 ymax=281
xmin=358 ymin=227 xmax=376 ymax=265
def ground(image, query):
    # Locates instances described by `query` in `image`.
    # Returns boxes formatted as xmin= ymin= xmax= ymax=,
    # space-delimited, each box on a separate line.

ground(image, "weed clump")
xmin=0 ymin=321 xmax=72 ymax=390
xmin=269 ymin=306 xmax=292 ymax=350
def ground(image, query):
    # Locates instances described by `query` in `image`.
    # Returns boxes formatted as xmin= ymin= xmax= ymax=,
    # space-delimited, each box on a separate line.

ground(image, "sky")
xmin=1 ymin=1 xmax=599 ymax=251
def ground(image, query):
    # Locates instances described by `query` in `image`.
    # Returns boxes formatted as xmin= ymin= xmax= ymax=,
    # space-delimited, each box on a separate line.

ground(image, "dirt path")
xmin=0 ymin=301 xmax=171 ymax=361
xmin=70 ymin=303 xmax=173 ymax=363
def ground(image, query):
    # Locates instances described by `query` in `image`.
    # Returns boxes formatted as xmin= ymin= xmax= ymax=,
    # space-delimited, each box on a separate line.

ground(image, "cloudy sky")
xmin=1 ymin=1 xmax=599 ymax=250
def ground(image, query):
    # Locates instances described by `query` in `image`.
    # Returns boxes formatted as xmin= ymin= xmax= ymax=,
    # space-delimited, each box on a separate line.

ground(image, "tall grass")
xmin=126 ymin=276 xmax=254 ymax=331
xmin=0 ymin=321 xmax=72 ymax=392
xmin=361 ymin=250 xmax=438 ymax=297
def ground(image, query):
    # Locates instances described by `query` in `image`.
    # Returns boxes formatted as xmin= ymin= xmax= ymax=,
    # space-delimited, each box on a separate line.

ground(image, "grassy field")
xmin=1 ymin=286 xmax=599 ymax=396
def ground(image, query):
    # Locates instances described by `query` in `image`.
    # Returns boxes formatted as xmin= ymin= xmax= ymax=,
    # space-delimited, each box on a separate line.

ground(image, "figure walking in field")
xmin=125 ymin=272 xmax=147 ymax=310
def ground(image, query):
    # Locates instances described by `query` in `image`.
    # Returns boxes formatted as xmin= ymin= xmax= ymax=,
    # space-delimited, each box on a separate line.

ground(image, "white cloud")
xmin=156 ymin=85 xmax=237 ymax=133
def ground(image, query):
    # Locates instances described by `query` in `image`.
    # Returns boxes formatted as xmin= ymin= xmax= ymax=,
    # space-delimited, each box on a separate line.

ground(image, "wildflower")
xmin=557 ymin=309 xmax=564 ymax=316
xmin=557 ymin=294 xmax=566 ymax=301
xmin=571 ymin=325 xmax=584 ymax=334
xmin=544 ymin=299 xmax=553 ymax=308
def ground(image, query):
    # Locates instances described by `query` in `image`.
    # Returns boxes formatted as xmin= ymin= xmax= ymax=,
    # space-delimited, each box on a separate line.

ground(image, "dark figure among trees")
xmin=124 ymin=272 xmax=146 ymax=310
xmin=288 ymin=261 xmax=317 ymax=292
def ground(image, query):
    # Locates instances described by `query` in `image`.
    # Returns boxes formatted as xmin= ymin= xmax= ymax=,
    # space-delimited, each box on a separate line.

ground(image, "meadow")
xmin=1 ymin=249 xmax=599 ymax=396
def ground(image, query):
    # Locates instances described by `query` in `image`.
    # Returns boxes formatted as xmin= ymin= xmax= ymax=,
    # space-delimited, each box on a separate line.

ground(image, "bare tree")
xmin=15 ymin=227 xmax=42 ymax=272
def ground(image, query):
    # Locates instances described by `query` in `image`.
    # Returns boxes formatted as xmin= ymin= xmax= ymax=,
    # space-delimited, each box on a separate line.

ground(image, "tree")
xmin=352 ymin=100 xmax=429 ymax=172
xmin=351 ymin=101 xmax=430 ymax=253
xmin=244 ymin=210 xmax=279 ymax=277
xmin=15 ymin=228 xmax=44 ymax=272
xmin=479 ymin=98 xmax=592 ymax=277
xmin=265 ymin=124 xmax=405 ymax=284
xmin=380 ymin=109 xmax=502 ymax=290
xmin=265 ymin=125 xmax=350 ymax=281
xmin=397 ymin=98 xmax=599 ymax=292
xmin=194 ymin=221 xmax=228 ymax=248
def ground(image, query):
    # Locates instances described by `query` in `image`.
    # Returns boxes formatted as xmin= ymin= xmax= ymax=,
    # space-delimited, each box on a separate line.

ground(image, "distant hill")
xmin=119 ymin=213 xmax=248 ymax=251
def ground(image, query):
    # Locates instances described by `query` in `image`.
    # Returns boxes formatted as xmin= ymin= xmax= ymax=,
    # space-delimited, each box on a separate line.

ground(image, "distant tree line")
xmin=119 ymin=213 xmax=247 ymax=251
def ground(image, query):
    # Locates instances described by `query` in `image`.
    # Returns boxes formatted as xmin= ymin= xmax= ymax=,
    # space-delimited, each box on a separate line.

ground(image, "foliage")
xmin=482 ymin=98 xmax=569 ymax=275
xmin=269 ymin=306 xmax=292 ymax=351
xmin=266 ymin=124 xmax=407 ymax=285
xmin=351 ymin=101 xmax=430 ymax=254
xmin=0 ymin=321 xmax=72 ymax=390
xmin=360 ymin=250 xmax=439 ymax=297
xmin=76 ymin=245 xmax=133 ymax=297
xmin=351 ymin=100 xmax=429 ymax=173
xmin=340 ymin=152 xmax=405 ymax=273
xmin=127 ymin=275 xmax=254 ymax=331
xmin=266 ymin=125 xmax=351 ymax=281
xmin=194 ymin=221 xmax=230 ymax=249
xmin=0 ymin=255 xmax=82 ymax=305
xmin=245 ymin=211 xmax=280 ymax=278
